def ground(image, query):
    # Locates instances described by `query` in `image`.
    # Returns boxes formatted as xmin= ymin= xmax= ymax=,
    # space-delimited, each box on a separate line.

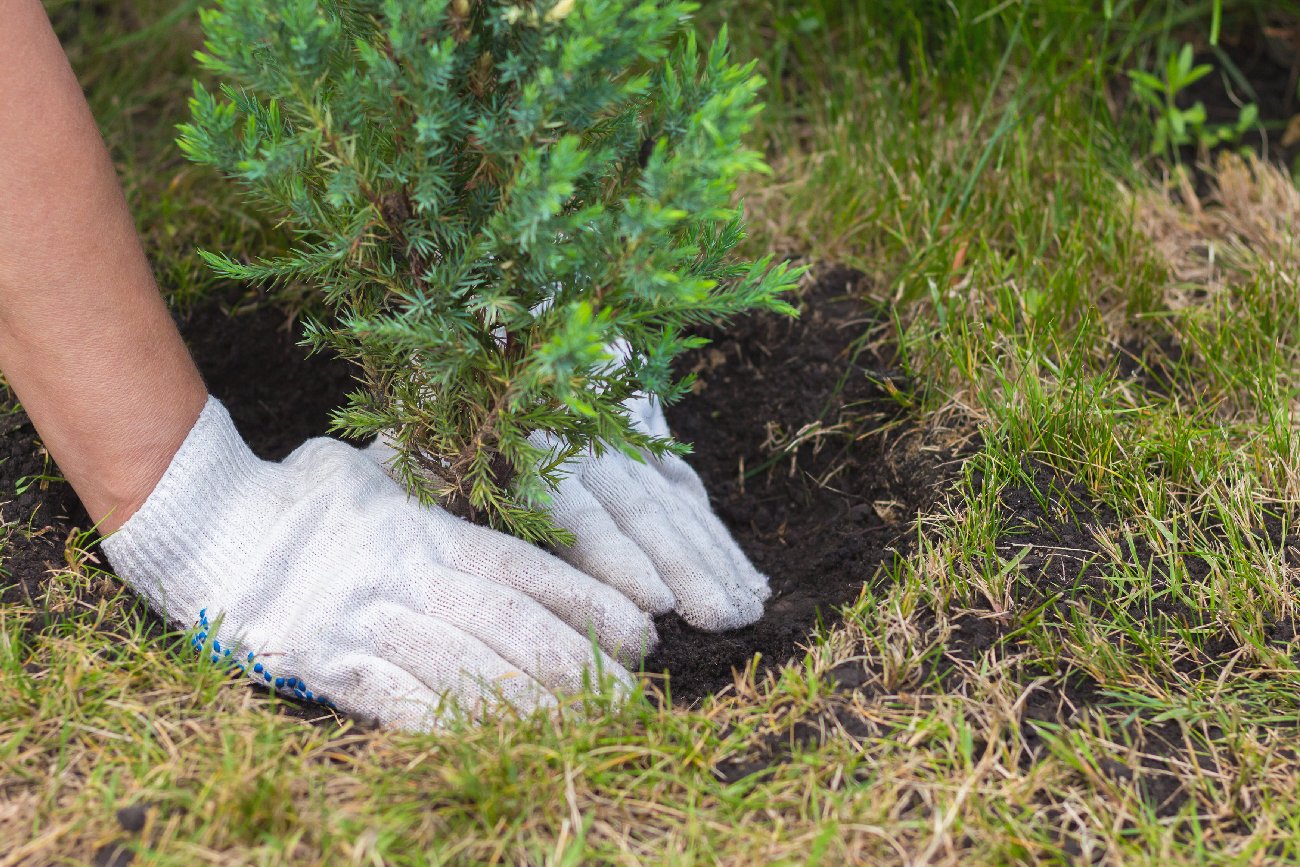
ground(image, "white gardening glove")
xmin=534 ymin=394 xmax=770 ymax=632
xmin=370 ymin=398 xmax=769 ymax=632
xmin=102 ymin=397 xmax=654 ymax=731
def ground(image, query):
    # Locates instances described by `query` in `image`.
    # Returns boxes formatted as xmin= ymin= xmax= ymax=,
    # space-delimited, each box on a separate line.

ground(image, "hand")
xmin=536 ymin=395 xmax=770 ymax=632
xmin=366 ymin=390 xmax=770 ymax=631
xmin=102 ymin=398 xmax=654 ymax=731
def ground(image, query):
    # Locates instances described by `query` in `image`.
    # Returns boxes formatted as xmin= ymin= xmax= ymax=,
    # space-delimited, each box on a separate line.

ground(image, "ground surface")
xmin=646 ymin=269 xmax=963 ymax=700
xmin=6 ymin=0 xmax=1300 ymax=863
xmin=0 ymin=269 xmax=957 ymax=704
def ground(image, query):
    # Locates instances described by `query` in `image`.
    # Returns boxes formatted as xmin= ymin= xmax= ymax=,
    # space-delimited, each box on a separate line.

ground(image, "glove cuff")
xmin=101 ymin=396 xmax=273 ymax=622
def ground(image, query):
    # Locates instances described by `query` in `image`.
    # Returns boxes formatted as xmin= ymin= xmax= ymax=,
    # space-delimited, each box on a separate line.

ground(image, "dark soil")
xmin=1 ymin=274 xmax=1292 ymax=831
xmin=0 ymin=271 xmax=961 ymax=708
xmin=0 ymin=406 xmax=84 ymax=616
xmin=0 ymin=294 xmax=355 ymax=627
xmin=178 ymin=296 xmax=357 ymax=462
xmin=4 ymin=265 xmax=1295 ymax=833
xmin=91 ymin=840 xmax=134 ymax=867
xmin=644 ymin=267 xmax=962 ymax=700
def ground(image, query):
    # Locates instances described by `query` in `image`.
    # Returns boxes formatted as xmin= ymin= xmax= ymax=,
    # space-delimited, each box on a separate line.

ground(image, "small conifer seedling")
xmin=180 ymin=0 xmax=799 ymax=544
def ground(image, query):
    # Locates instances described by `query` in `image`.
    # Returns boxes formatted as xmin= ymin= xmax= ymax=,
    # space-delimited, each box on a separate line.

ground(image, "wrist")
xmin=100 ymin=396 xmax=274 ymax=619
xmin=77 ymin=388 xmax=209 ymax=533
xmin=0 ymin=311 xmax=209 ymax=533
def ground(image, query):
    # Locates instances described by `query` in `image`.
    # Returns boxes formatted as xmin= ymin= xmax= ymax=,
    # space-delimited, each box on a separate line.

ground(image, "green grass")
xmin=44 ymin=0 xmax=285 ymax=310
xmin=5 ymin=0 xmax=1300 ymax=861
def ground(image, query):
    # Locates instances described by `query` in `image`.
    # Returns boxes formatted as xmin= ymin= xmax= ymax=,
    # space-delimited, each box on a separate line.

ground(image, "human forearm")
xmin=0 ymin=0 xmax=206 ymax=530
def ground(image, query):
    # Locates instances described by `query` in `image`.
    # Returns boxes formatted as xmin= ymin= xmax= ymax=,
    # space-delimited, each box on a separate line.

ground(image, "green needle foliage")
xmin=179 ymin=0 xmax=798 ymax=543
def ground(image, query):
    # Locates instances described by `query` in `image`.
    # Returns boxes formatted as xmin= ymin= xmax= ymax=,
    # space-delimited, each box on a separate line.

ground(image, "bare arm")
xmin=0 ymin=0 xmax=207 ymax=531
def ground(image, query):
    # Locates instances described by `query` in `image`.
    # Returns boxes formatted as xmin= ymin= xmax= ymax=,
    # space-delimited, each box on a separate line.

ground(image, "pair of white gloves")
xmin=102 ymin=394 xmax=768 ymax=730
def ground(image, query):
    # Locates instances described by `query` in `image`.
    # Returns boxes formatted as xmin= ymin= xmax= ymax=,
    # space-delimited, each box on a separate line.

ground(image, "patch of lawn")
xmin=5 ymin=0 xmax=1300 ymax=861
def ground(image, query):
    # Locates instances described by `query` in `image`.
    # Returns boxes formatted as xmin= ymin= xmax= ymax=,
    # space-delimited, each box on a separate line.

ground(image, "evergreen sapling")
xmin=180 ymin=0 xmax=799 ymax=544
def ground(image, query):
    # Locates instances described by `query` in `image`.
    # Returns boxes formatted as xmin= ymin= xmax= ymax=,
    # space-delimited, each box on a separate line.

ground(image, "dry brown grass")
xmin=1132 ymin=152 xmax=1300 ymax=309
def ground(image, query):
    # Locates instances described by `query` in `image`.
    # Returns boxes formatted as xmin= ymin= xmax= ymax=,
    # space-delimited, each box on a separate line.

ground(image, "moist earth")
xmin=643 ymin=267 xmax=961 ymax=700
xmin=0 ymin=269 xmax=959 ymax=703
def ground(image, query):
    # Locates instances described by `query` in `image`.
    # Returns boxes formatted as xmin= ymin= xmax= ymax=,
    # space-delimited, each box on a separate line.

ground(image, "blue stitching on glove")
xmin=193 ymin=609 xmax=336 ymax=709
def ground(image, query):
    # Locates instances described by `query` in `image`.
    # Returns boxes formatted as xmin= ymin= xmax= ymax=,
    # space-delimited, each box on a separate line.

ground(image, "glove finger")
xmin=651 ymin=456 xmax=771 ymax=601
xmin=422 ymin=514 xmax=658 ymax=663
xmin=646 ymin=450 xmax=712 ymax=504
xmin=664 ymin=502 xmax=770 ymax=603
xmin=410 ymin=569 xmax=639 ymax=695
xmin=372 ymin=606 xmax=554 ymax=714
xmin=620 ymin=458 xmax=766 ymax=615
xmin=308 ymin=652 xmax=449 ymax=733
xmin=547 ymin=474 xmax=676 ymax=615
xmin=579 ymin=456 xmax=763 ymax=632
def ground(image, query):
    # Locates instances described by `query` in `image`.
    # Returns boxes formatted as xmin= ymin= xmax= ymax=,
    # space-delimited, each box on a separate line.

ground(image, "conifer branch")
xmin=180 ymin=0 xmax=803 ymax=543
